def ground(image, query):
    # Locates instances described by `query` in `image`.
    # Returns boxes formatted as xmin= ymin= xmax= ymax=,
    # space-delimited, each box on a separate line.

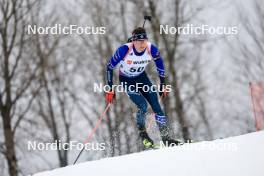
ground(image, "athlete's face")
xmin=133 ymin=39 xmax=148 ymax=52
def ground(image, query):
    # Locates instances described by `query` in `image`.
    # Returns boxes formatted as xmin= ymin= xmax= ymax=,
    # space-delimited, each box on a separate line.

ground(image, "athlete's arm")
xmin=150 ymin=44 xmax=166 ymax=84
xmin=106 ymin=45 xmax=129 ymax=88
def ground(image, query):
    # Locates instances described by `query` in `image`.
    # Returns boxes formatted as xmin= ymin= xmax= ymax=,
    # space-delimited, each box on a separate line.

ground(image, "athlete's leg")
xmin=138 ymin=74 xmax=181 ymax=145
xmin=126 ymin=90 xmax=148 ymax=129
xmin=119 ymin=75 xmax=154 ymax=147
xmin=119 ymin=77 xmax=150 ymax=128
xmin=138 ymin=73 xmax=170 ymax=138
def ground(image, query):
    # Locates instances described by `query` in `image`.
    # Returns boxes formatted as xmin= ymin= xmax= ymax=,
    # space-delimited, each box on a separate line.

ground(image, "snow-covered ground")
xmin=34 ymin=131 xmax=264 ymax=176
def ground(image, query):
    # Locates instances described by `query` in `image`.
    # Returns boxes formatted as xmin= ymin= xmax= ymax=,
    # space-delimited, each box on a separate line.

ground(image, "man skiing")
xmin=105 ymin=27 xmax=179 ymax=148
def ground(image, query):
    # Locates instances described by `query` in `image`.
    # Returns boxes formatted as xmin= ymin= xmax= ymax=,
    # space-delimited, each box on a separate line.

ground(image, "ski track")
xmin=34 ymin=131 xmax=264 ymax=176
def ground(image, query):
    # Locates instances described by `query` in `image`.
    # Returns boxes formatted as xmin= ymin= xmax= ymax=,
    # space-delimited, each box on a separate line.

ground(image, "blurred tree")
xmin=0 ymin=0 xmax=40 ymax=175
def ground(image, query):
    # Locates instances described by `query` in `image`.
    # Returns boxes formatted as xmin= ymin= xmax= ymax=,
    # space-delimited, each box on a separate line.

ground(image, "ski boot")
xmin=139 ymin=130 xmax=155 ymax=149
xmin=159 ymin=125 xmax=182 ymax=147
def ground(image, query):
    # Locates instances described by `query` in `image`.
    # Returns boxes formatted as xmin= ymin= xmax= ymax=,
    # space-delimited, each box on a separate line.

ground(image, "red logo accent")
xmin=127 ymin=60 xmax=132 ymax=64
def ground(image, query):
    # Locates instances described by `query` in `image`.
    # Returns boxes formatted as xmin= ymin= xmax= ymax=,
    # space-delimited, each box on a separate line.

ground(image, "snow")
xmin=34 ymin=131 xmax=264 ymax=176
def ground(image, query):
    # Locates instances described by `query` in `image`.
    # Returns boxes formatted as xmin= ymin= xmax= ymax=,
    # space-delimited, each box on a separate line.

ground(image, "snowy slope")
xmin=34 ymin=131 xmax=264 ymax=176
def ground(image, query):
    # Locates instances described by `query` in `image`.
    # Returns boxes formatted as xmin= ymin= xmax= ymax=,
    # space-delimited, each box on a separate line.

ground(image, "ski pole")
xmin=73 ymin=103 xmax=111 ymax=165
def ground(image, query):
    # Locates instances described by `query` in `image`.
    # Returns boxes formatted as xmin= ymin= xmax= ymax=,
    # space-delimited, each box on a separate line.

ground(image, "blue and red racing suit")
xmin=106 ymin=42 xmax=170 ymax=137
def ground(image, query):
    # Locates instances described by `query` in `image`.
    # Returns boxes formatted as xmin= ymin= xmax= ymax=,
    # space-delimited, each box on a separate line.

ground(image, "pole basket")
xmin=250 ymin=82 xmax=264 ymax=131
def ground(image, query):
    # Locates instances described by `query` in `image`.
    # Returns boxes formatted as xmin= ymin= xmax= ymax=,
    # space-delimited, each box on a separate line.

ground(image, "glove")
xmin=105 ymin=91 xmax=115 ymax=103
xmin=159 ymin=84 xmax=169 ymax=97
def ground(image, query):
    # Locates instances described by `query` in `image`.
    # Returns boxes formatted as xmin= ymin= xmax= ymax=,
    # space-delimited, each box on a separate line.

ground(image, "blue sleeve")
xmin=106 ymin=45 xmax=129 ymax=88
xmin=107 ymin=45 xmax=128 ymax=69
xmin=151 ymin=44 xmax=166 ymax=83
